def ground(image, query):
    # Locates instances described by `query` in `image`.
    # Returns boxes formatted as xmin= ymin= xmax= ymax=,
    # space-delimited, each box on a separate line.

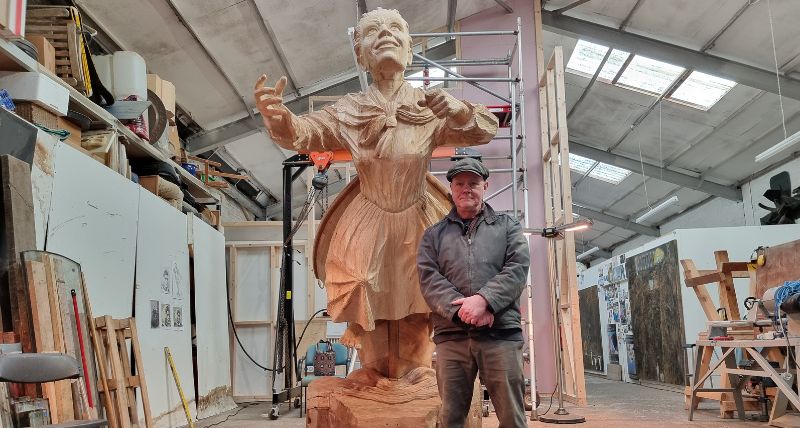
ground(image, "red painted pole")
xmin=71 ymin=289 xmax=94 ymax=408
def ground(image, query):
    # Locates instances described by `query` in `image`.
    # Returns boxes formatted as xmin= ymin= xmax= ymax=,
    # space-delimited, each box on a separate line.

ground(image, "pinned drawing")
xmin=150 ymin=300 xmax=160 ymax=328
xmin=161 ymin=268 xmax=171 ymax=294
xmin=162 ymin=303 xmax=171 ymax=327
xmin=172 ymin=260 xmax=183 ymax=299
xmin=173 ymin=306 xmax=183 ymax=329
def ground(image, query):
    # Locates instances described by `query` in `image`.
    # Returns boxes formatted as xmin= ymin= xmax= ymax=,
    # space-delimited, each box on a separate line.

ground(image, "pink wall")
xmin=447 ymin=0 xmax=557 ymax=393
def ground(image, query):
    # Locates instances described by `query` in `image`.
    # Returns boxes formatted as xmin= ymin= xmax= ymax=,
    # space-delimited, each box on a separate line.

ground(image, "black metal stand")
xmin=269 ymin=154 xmax=311 ymax=420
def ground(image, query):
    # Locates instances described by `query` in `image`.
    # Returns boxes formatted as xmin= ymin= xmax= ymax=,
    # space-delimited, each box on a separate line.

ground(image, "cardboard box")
xmin=147 ymin=73 xmax=175 ymax=120
xmin=57 ymin=116 xmax=81 ymax=148
xmin=0 ymin=71 xmax=68 ymax=115
xmin=15 ymin=101 xmax=57 ymax=129
xmin=167 ymin=125 xmax=181 ymax=158
xmin=26 ymin=35 xmax=55 ymax=73
xmin=0 ymin=0 xmax=26 ymax=39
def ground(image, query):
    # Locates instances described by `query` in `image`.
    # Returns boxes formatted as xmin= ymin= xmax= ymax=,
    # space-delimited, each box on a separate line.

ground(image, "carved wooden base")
xmin=306 ymin=367 xmax=482 ymax=427
xmin=307 ymin=367 xmax=439 ymax=427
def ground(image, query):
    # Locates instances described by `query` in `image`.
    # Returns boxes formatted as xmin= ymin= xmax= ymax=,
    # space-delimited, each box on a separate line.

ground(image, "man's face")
xmin=356 ymin=11 xmax=411 ymax=73
xmin=450 ymin=172 xmax=488 ymax=213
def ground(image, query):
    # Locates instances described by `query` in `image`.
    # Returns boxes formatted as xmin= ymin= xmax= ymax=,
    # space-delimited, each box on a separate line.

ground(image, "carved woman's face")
xmin=356 ymin=10 xmax=412 ymax=74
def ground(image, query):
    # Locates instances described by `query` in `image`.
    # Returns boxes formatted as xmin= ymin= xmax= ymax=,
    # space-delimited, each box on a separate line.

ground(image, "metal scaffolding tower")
xmin=411 ymin=18 xmax=538 ymax=420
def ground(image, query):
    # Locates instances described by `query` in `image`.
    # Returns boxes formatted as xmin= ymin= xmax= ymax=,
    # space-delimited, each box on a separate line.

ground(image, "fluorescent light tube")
xmin=635 ymin=196 xmax=679 ymax=224
xmin=755 ymin=129 xmax=800 ymax=163
xmin=576 ymin=247 xmax=600 ymax=261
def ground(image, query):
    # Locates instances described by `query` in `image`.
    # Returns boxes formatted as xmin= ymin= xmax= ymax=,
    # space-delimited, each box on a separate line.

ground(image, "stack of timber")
xmin=25 ymin=6 xmax=91 ymax=95
xmin=19 ymin=251 xmax=97 ymax=423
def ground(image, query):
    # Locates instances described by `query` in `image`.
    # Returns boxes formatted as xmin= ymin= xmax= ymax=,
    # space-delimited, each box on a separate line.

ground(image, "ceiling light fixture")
xmin=524 ymin=218 xmax=593 ymax=238
xmin=755 ymin=129 xmax=800 ymax=163
xmin=576 ymin=247 xmax=600 ymax=261
xmin=635 ymin=196 xmax=679 ymax=224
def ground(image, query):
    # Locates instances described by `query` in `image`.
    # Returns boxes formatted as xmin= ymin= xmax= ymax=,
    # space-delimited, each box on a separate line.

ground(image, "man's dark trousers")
xmin=436 ymin=337 xmax=526 ymax=428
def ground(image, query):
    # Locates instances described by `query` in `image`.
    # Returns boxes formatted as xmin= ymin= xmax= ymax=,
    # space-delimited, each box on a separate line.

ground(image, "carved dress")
xmin=270 ymin=82 xmax=497 ymax=331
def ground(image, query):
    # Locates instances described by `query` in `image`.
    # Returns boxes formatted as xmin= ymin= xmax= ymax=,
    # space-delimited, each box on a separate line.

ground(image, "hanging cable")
xmin=637 ymin=135 xmax=652 ymax=211
xmin=766 ymin=0 xmax=788 ymax=140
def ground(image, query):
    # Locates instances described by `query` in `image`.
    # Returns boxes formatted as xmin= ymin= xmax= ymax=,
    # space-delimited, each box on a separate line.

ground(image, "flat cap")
xmin=446 ymin=157 xmax=489 ymax=182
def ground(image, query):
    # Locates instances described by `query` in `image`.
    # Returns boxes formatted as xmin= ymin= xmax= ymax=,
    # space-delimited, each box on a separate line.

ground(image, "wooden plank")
xmin=771 ymin=414 xmax=800 ymax=428
xmin=234 ymin=320 xmax=272 ymax=326
xmin=680 ymin=259 xmax=721 ymax=321
xmin=128 ymin=320 xmax=153 ymax=427
xmin=684 ymin=271 xmax=724 ymax=287
xmin=25 ymin=260 xmax=60 ymax=421
xmin=81 ymin=274 xmax=118 ymax=428
xmin=555 ymin=45 xmax=584 ymax=403
xmin=100 ymin=315 xmax=132 ymax=428
xmin=115 ymin=325 xmax=139 ymax=426
xmin=228 ymin=246 xmax=237 ymax=401
xmin=714 ymin=251 xmax=740 ymax=320
xmin=1 ymin=155 xmax=37 ymax=343
xmin=43 ymin=255 xmax=65 ymax=352
xmin=41 ymin=255 xmax=75 ymax=422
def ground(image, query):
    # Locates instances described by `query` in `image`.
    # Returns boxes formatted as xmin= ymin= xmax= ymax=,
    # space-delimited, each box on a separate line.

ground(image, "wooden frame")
xmin=225 ymin=231 xmax=327 ymax=402
xmin=535 ymin=29 xmax=587 ymax=403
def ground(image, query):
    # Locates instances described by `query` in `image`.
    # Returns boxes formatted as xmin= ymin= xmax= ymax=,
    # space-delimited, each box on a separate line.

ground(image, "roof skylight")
xmin=566 ymin=40 xmax=608 ymax=77
xmin=668 ymin=71 xmax=736 ymax=110
xmin=566 ymin=39 xmax=736 ymax=110
xmin=568 ymin=153 xmax=632 ymax=185
xmin=597 ymin=49 xmax=631 ymax=82
xmin=616 ymin=55 xmax=685 ymax=95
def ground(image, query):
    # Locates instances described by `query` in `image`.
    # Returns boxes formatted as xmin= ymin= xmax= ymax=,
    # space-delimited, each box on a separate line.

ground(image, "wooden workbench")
xmin=689 ymin=338 xmax=800 ymax=426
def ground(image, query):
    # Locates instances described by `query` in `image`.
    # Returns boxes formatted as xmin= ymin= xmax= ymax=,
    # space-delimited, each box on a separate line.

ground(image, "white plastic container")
xmin=92 ymin=51 xmax=147 ymax=100
xmin=0 ymin=71 xmax=69 ymax=115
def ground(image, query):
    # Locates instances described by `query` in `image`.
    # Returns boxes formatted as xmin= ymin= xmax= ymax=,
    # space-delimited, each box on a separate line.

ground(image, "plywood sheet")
xmin=134 ymin=192 xmax=195 ymax=427
xmin=234 ymin=248 xmax=271 ymax=322
xmin=45 ymin=142 xmax=139 ymax=319
xmin=757 ymin=240 xmax=800 ymax=297
xmin=191 ymin=216 xmax=235 ymax=419
xmin=579 ymin=285 xmax=603 ymax=372
xmin=626 ymin=240 xmax=685 ymax=385
xmin=31 ymin=133 xmax=57 ymax=251
xmin=232 ymin=326 xmax=272 ymax=398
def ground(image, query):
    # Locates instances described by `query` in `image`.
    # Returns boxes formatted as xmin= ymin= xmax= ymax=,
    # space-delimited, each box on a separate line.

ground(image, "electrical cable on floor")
xmin=539 ymin=390 xmax=557 ymax=416
xmin=200 ymin=401 xmax=259 ymax=428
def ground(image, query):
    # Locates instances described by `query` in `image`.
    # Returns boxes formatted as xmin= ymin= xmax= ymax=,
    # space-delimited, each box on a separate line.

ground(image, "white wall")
xmin=33 ymin=141 xmax=231 ymax=426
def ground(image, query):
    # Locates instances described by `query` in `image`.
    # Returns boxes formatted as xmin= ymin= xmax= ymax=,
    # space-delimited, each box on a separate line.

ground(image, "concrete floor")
xmin=194 ymin=375 xmax=769 ymax=427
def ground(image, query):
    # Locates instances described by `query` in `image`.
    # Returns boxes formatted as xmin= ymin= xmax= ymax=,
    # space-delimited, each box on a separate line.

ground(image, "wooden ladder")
xmin=93 ymin=316 xmax=153 ymax=428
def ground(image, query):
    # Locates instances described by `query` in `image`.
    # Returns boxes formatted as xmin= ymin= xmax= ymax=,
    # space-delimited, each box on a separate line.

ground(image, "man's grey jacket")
xmin=417 ymin=203 xmax=530 ymax=339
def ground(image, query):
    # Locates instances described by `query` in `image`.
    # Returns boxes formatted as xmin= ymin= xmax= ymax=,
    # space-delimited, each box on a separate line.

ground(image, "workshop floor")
xmin=193 ymin=375 xmax=768 ymax=427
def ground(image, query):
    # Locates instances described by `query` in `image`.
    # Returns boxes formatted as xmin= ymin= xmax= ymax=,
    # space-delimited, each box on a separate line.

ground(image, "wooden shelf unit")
xmin=0 ymin=36 xmax=218 ymax=204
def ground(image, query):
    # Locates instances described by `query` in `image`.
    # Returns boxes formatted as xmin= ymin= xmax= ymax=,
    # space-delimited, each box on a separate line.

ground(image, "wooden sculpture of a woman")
xmin=254 ymin=8 xmax=497 ymax=383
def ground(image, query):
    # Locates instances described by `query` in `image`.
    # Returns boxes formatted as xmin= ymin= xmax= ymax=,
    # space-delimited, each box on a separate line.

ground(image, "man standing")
xmin=418 ymin=157 xmax=530 ymax=428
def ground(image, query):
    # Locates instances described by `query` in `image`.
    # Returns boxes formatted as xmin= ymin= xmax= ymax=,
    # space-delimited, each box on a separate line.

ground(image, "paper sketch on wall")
xmin=174 ymin=306 xmax=183 ymax=330
xmin=150 ymin=300 xmax=160 ymax=329
xmin=759 ymin=171 xmax=800 ymax=225
xmin=161 ymin=268 xmax=171 ymax=294
xmin=172 ymin=260 xmax=183 ymax=299
xmin=162 ymin=303 xmax=171 ymax=327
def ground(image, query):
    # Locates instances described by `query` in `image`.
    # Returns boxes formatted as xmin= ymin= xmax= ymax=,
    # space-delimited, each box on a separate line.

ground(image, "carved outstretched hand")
xmin=417 ymin=88 xmax=471 ymax=127
xmin=254 ymin=74 xmax=296 ymax=141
